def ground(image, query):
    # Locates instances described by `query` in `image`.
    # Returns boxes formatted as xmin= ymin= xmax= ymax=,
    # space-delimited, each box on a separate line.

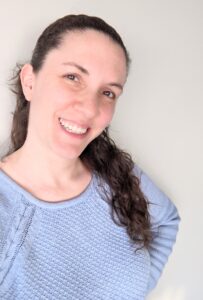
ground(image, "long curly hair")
xmin=2 ymin=14 xmax=152 ymax=250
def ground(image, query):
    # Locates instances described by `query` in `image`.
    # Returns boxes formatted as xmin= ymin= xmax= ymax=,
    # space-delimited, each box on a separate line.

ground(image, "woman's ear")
xmin=20 ymin=64 xmax=35 ymax=101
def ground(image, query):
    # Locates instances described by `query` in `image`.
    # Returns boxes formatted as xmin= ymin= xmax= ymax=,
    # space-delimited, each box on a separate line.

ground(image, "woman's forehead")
xmin=58 ymin=30 xmax=124 ymax=57
xmin=44 ymin=30 xmax=127 ymax=76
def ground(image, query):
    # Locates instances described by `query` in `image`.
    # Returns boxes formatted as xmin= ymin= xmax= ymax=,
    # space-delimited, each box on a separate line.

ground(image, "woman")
xmin=0 ymin=14 xmax=180 ymax=299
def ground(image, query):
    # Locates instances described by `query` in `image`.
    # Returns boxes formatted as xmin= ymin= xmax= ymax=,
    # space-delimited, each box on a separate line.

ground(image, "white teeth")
xmin=59 ymin=118 xmax=87 ymax=134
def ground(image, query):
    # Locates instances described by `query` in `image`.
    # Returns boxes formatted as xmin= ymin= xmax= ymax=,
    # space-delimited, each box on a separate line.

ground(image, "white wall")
xmin=0 ymin=0 xmax=202 ymax=299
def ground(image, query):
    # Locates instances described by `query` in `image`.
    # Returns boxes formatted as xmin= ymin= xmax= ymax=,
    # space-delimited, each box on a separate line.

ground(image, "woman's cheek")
xmin=101 ymin=106 xmax=115 ymax=126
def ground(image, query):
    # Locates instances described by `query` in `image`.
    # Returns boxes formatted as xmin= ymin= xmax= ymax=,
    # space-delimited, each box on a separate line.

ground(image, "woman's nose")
xmin=74 ymin=92 xmax=100 ymax=119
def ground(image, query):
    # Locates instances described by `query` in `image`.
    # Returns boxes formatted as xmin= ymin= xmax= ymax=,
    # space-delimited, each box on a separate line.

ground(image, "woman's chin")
xmin=50 ymin=140 xmax=87 ymax=161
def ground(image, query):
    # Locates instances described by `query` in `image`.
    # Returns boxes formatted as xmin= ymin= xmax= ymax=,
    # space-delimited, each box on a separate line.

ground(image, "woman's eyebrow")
xmin=108 ymin=83 xmax=123 ymax=91
xmin=61 ymin=61 xmax=123 ymax=91
xmin=61 ymin=62 xmax=89 ymax=75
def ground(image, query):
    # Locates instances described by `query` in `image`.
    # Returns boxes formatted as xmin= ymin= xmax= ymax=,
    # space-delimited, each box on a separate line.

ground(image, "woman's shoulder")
xmin=0 ymin=157 xmax=19 ymax=196
xmin=133 ymin=163 xmax=171 ymax=205
xmin=133 ymin=163 xmax=180 ymax=227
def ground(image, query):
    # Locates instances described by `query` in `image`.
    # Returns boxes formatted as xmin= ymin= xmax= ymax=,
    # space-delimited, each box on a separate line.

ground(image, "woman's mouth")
xmin=58 ymin=118 xmax=90 ymax=138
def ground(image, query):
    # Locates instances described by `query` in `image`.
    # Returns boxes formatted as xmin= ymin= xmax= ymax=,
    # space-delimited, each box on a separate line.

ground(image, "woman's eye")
xmin=103 ymin=90 xmax=116 ymax=99
xmin=65 ymin=74 xmax=79 ymax=81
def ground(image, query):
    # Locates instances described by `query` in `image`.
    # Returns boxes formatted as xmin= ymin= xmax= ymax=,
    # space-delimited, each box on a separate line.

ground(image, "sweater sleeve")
xmin=133 ymin=165 xmax=180 ymax=292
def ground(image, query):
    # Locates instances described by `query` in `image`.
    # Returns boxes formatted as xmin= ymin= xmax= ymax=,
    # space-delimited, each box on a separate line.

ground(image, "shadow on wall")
xmin=147 ymin=286 xmax=186 ymax=300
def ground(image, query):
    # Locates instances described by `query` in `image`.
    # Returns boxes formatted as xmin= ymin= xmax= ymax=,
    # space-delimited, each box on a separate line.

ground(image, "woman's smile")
xmin=59 ymin=117 xmax=89 ymax=133
xmin=58 ymin=117 xmax=90 ymax=140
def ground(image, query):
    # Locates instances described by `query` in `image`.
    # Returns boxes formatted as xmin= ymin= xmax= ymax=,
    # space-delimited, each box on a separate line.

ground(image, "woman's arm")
xmin=133 ymin=164 xmax=181 ymax=291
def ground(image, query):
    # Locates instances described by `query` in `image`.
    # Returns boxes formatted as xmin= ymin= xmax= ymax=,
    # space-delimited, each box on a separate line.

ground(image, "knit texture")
xmin=0 ymin=165 xmax=180 ymax=300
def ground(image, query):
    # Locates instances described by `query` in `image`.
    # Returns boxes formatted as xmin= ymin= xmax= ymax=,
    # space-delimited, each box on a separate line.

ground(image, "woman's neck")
xmin=0 ymin=149 xmax=92 ymax=202
xmin=0 ymin=147 xmax=88 ymax=190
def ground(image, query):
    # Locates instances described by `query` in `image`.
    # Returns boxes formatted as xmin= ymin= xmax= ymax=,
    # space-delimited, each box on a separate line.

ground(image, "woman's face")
xmin=21 ymin=29 xmax=127 ymax=160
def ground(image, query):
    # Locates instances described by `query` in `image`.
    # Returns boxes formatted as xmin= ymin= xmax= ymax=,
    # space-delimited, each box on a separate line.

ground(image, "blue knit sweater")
xmin=0 ymin=164 xmax=180 ymax=300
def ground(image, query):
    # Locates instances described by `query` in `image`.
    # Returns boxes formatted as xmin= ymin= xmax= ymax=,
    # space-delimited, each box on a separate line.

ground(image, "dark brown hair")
xmin=3 ymin=14 xmax=152 ymax=250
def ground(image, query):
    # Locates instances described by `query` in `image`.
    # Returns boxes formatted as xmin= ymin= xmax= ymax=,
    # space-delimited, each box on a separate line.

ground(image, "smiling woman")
xmin=0 ymin=14 xmax=180 ymax=300
xmin=18 ymin=29 xmax=126 ymax=163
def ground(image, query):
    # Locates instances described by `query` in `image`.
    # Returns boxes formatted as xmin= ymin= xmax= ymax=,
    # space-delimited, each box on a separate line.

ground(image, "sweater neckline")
xmin=0 ymin=168 xmax=97 ymax=209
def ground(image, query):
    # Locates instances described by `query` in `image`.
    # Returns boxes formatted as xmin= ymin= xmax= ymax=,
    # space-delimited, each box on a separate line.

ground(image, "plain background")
xmin=0 ymin=1 xmax=202 ymax=299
